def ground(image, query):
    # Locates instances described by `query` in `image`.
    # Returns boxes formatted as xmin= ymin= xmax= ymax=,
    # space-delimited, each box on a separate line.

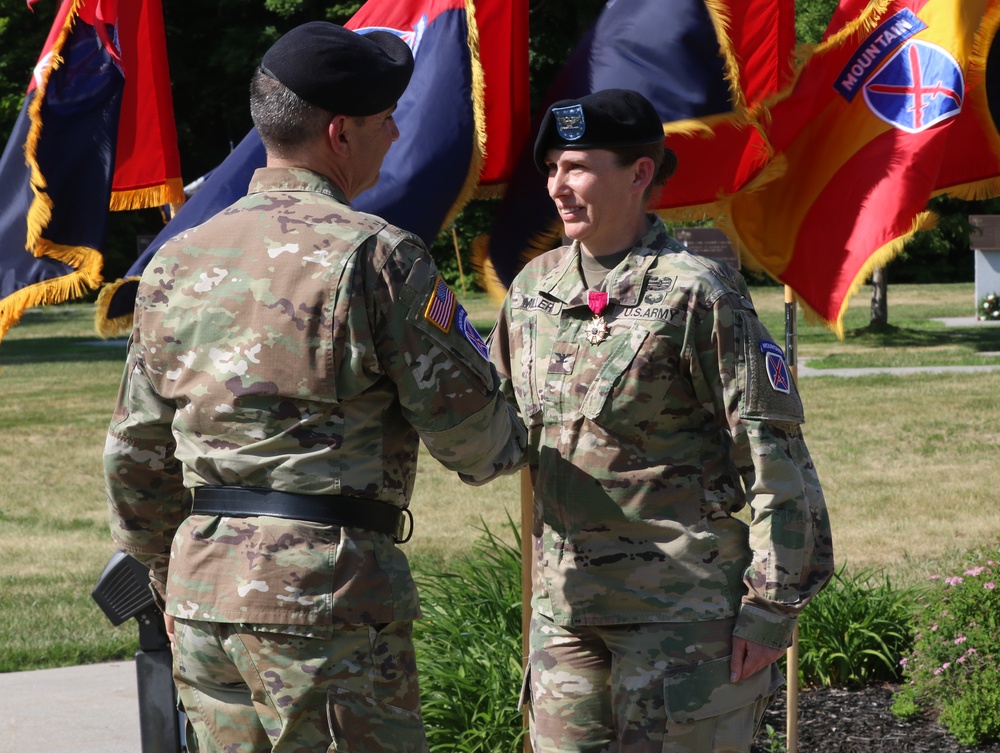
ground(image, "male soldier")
xmin=489 ymin=89 xmax=833 ymax=752
xmin=104 ymin=22 xmax=525 ymax=753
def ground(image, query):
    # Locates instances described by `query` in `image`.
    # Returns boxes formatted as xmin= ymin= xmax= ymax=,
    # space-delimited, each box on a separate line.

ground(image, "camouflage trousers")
xmin=525 ymin=612 xmax=783 ymax=753
xmin=172 ymin=617 xmax=429 ymax=753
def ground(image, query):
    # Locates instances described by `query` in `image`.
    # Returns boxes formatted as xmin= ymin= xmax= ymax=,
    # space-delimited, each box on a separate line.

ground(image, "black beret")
xmin=261 ymin=22 xmax=414 ymax=117
xmin=533 ymin=89 xmax=667 ymax=173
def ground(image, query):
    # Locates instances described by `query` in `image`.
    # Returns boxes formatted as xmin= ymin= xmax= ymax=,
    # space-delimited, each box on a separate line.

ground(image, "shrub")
xmin=795 ymin=566 xmax=920 ymax=687
xmin=414 ymin=520 xmax=526 ymax=753
xmin=978 ymin=292 xmax=1000 ymax=321
xmin=892 ymin=548 xmax=1000 ymax=745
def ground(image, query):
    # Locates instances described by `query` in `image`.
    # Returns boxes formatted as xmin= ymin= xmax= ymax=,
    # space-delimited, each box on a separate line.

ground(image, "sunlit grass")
xmin=1 ymin=284 xmax=999 ymax=671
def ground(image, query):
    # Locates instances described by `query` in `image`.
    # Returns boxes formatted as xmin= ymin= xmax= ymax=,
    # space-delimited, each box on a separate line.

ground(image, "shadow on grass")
xmin=845 ymin=323 xmax=1000 ymax=351
xmin=0 ymin=335 xmax=127 ymax=366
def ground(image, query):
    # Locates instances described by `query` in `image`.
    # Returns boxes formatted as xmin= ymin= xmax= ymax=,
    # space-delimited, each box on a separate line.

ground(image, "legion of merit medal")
xmin=585 ymin=290 xmax=610 ymax=345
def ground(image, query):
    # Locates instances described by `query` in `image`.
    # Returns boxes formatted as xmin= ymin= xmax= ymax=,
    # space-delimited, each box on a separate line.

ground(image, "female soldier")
xmin=489 ymin=89 xmax=833 ymax=753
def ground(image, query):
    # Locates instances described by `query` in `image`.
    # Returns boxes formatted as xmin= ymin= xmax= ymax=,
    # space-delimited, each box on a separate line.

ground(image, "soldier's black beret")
xmin=260 ymin=22 xmax=414 ymax=117
xmin=533 ymin=89 xmax=667 ymax=172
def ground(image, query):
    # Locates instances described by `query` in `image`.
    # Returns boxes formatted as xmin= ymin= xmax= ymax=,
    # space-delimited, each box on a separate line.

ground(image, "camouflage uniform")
xmin=104 ymin=166 xmax=526 ymax=753
xmin=489 ymin=216 xmax=833 ymax=752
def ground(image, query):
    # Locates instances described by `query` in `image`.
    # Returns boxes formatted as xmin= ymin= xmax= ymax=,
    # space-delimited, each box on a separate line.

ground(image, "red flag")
xmin=474 ymin=0 xmax=529 ymax=190
xmin=112 ymin=0 xmax=183 ymax=209
xmin=723 ymin=0 xmax=1000 ymax=335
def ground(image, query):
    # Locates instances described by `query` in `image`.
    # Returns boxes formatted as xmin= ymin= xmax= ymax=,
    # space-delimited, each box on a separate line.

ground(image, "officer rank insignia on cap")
xmin=425 ymin=276 xmax=457 ymax=332
xmin=760 ymin=340 xmax=791 ymax=394
xmin=553 ymin=104 xmax=585 ymax=141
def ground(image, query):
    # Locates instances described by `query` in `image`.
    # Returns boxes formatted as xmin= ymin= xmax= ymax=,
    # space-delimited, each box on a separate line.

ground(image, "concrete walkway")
xmin=0 ymin=661 xmax=142 ymax=752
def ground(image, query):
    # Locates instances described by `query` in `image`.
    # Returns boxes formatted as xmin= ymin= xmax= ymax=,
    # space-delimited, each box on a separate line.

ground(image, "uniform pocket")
xmin=327 ymin=685 xmax=427 ymax=753
xmin=580 ymin=327 xmax=677 ymax=441
xmin=663 ymin=655 xmax=783 ymax=724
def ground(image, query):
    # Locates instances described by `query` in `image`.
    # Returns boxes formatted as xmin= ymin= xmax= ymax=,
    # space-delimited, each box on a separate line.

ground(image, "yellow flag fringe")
xmin=438 ymin=0 xmax=488 ymax=235
xmin=703 ymin=0 xmax=751 ymax=118
xmin=109 ymin=177 xmax=186 ymax=212
xmin=470 ymin=236 xmax=508 ymax=307
xmin=0 ymin=239 xmax=103 ymax=340
xmin=94 ymin=276 xmax=140 ymax=338
xmin=932 ymin=2 xmax=1000 ymax=203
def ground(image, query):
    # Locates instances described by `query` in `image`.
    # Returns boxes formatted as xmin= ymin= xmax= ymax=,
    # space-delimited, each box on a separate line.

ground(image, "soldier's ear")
xmin=632 ymin=156 xmax=654 ymax=195
xmin=328 ymin=115 xmax=351 ymax=158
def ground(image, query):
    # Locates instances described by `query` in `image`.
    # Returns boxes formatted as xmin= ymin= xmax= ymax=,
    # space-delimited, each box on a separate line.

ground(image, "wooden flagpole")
xmin=521 ymin=466 xmax=533 ymax=753
xmin=784 ymin=284 xmax=800 ymax=753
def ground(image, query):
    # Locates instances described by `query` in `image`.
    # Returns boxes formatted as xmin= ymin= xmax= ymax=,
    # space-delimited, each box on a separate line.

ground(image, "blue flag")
xmin=0 ymin=1 xmax=122 ymax=341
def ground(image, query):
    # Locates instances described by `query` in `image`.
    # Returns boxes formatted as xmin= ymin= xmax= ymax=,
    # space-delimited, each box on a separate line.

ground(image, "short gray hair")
xmin=250 ymin=69 xmax=332 ymax=157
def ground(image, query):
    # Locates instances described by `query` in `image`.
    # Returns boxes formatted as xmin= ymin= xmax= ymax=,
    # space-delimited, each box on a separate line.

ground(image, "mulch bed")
xmin=751 ymin=683 xmax=1000 ymax=753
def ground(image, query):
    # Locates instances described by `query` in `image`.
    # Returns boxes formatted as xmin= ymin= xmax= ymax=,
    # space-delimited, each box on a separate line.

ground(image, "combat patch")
xmin=456 ymin=306 xmax=489 ymax=361
xmin=739 ymin=313 xmax=804 ymax=424
xmin=424 ymin=276 xmax=456 ymax=333
xmin=760 ymin=340 xmax=791 ymax=394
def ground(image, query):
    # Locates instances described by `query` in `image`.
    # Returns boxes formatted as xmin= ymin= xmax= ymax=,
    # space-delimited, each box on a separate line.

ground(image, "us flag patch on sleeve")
xmin=424 ymin=276 xmax=457 ymax=332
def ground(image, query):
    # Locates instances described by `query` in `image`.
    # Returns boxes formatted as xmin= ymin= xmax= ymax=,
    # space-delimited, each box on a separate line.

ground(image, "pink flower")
xmin=955 ymin=636 xmax=968 ymax=645
xmin=965 ymin=567 xmax=986 ymax=577
xmin=986 ymin=582 xmax=996 ymax=590
xmin=959 ymin=656 xmax=967 ymax=664
xmin=929 ymin=575 xmax=941 ymax=580
xmin=934 ymin=668 xmax=943 ymax=675
xmin=945 ymin=576 xmax=965 ymax=586
xmin=931 ymin=624 xmax=939 ymax=632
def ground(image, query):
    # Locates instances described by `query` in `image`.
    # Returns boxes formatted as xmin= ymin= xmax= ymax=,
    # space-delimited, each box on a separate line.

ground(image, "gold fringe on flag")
xmin=109 ymin=177 xmax=186 ymax=212
xmin=0 ymin=0 xmax=110 ymax=340
xmin=439 ymin=0 xmax=489 ymax=234
xmin=93 ymin=276 xmax=140 ymax=338
xmin=470 ymin=220 xmax=564 ymax=306
xmin=932 ymin=0 xmax=1000 ymax=203
xmin=822 ymin=211 xmax=937 ymax=339
xmin=0 ymin=239 xmax=103 ymax=340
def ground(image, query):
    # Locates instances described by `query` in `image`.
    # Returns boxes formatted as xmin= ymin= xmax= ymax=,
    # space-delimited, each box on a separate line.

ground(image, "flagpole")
xmin=520 ymin=466 xmax=533 ymax=753
xmin=451 ymin=226 xmax=468 ymax=295
xmin=783 ymin=284 xmax=799 ymax=753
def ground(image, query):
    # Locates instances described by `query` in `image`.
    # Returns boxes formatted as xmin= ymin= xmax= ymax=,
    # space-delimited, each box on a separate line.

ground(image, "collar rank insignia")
xmin=760 ymin=340 xmax=791 ymax=394
xmin=553 ymin=104 xmax=585 ymax=141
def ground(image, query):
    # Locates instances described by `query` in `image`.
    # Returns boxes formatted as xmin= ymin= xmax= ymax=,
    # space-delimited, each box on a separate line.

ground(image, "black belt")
xmin=191 ymin=486 xmax=412 ymax=543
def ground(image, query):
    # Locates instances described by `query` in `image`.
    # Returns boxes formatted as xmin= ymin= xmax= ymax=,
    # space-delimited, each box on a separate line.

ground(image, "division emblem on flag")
xmin=553 ymin=104 xmax=585 ymax=141
xmin=424 ymin=275 xmax=457 ymax=332
xmin=864 ymin=40 xmax=964 ymax=133
xmin=356 ymin=15 xmax=428 ymax=55
xmin=760 ymin=340 xmax=790 ymax=394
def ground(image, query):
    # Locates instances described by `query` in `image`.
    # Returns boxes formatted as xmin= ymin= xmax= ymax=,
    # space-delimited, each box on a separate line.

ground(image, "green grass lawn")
xmin=1 ymin=282 xmax=998 ymax=673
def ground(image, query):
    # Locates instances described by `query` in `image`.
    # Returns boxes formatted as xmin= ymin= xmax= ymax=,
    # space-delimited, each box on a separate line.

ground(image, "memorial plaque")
xmin=673 ymin=227 xmax=740 ymax=269
xmin=970 ymin=215 xmax=1000 ymax=250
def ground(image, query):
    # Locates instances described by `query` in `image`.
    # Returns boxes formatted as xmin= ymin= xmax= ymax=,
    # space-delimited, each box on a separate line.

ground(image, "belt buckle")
xmin=395 ymin=507 xmax=414 ymax=544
